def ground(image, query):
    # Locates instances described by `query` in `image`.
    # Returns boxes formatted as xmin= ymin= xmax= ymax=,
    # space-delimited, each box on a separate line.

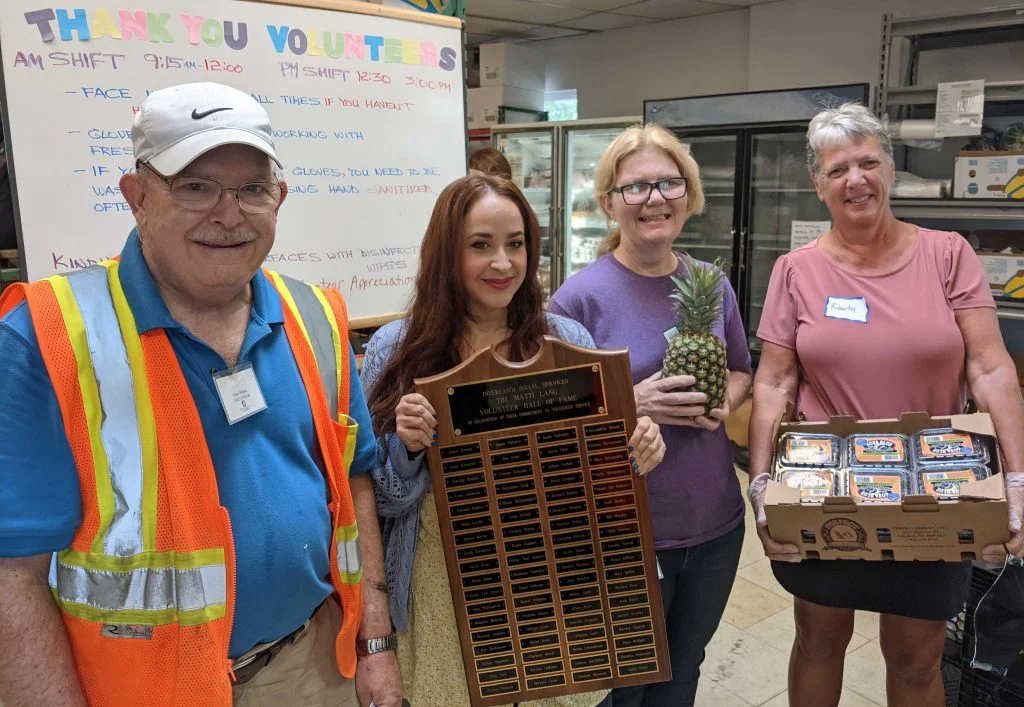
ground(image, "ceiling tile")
xmin=612 ymin=0 xmax=733 ymax=19
xmin=563 ymin=12 xmax=656 ymax=30
xmin=515 ymin=26 xmax=591 ymax=40
xmin=710 ymin=0 xmax=782 ymax=5
xmin=467 ymin=0 xmax=590 ymax=24
xmin=515 ymin=0 xmax=639 ymax=10
xmin=465 ymin=16 xmax=536 ymax=36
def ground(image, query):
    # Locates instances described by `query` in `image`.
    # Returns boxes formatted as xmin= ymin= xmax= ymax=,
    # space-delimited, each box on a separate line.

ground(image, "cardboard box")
xmin=953 ymin=151 xmax=1024 ymax=199
xmin=466 ymin=85 xmax=545 ymax=129
xmin=479 ymin=43 xmax=546 ymax=91
xmin=765 ymin=411 xmax=1009 ymax=562
xmin=978 ymin=252 xmax=1024 ymax=299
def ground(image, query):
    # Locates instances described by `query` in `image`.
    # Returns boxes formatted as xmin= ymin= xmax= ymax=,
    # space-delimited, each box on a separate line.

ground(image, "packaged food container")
xmin=846 ymin=434 xmax=910 ymax=468
xmin=847 ymin=470 xmax=909 ymax=504
xmin=778 ymin=469 xmax=841 ymax=503
xmin=917 ymin=464 xmax=992 ymax=500
xmin=913 ymin=429 xmax=989 ymax=466
xmin=776 ymin=433 xmax=842 ymax=469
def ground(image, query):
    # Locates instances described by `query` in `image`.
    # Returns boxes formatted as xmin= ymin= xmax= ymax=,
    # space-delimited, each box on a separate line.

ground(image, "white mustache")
xmin=192 ymin=229 xmax=258 ymax=244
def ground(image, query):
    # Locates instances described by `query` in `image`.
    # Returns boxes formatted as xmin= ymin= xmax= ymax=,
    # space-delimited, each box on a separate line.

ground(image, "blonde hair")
xmin=595 ymin=123 xmax=705 ymax=256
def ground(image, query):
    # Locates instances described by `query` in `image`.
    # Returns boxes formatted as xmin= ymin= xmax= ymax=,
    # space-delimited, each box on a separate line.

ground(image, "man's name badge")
xmin=213 ymin=362 xmax=268 ymax=425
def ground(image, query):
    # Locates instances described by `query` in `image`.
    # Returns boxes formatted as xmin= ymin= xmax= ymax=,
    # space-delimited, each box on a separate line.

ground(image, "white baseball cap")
xmin=132 ymin=82 xmax=282 ymax=176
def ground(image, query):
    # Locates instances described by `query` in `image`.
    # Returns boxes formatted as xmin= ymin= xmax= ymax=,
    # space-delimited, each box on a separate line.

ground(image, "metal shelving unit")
xmin=878 ymin=6 xmax=1024 ymax=343
xmin=878 ymin=5 xmax=1024 ymax=114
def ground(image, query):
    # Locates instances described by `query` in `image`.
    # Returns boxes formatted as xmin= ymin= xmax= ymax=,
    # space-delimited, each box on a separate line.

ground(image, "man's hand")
xmin=983 ymin=472 xmax=1024 ymax=564
xmin=355 ymin=650 xmax=403 ymax=707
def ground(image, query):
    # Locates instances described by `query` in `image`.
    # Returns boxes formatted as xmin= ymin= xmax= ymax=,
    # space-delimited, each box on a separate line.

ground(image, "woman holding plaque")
xmin=548 ymin=124 xmax=754 ymax=707
xmin=361 ymin=172 xmax=667 ymax=705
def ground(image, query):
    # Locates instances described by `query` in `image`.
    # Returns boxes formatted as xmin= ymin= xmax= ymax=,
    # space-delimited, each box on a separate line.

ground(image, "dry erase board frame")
xmin=416 ymin=337 xmax=672 ymax=707
xmin=0 ymin=0 xmax=466 ymax=328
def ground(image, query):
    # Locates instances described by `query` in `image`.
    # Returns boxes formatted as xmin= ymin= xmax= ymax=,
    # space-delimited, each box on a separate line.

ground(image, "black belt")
xmin=231 ymin=620 xmax=308 ymax=686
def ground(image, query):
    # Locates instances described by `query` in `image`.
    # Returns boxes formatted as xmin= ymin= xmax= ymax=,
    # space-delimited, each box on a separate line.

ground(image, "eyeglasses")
xmin=611 ymin=177 xmax=687 ymax=205
xmin=138 ymin=162 xmax=283 ymax=214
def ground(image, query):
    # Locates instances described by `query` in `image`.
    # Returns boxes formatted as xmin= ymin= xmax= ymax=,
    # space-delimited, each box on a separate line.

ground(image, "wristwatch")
xmin=356 ymin=632 xmax=398 ymax=656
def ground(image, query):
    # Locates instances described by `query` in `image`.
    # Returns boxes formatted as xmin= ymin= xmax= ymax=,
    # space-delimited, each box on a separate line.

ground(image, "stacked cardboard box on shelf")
xmin=467 ymin=43 xmax=546 ymax=129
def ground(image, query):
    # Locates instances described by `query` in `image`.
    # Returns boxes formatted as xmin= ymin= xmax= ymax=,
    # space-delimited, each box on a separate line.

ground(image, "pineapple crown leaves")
xmin=669 ymin=255 xmax=726 ymax=334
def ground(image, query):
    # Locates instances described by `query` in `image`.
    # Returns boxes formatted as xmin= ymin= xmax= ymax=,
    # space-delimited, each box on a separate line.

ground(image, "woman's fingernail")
xmin=632 ymin=462 xmax=639 ymax=471
xmin=629 ymin=455 xmax=636 ymax=464
xmin=628 ymin=444 xmax=635 ymax=452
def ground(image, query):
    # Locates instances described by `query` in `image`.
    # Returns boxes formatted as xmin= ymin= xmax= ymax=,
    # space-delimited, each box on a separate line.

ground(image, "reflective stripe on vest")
xmin=266 ymin=271 xmax=343 ymax=420
xmin=266 ymin=271 xmax=363 ymax=587
xmin=47 ymin=262 xmax=226 ymax=625
xmin=60 ymin=266 xmax=148 ymax=557
xmin=49 ymin=549 xmax=227 ymax=625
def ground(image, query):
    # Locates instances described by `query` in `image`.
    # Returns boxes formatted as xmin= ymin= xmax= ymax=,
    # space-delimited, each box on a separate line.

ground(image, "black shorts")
xmin=771 ymin=559 xmax=970 ymax=620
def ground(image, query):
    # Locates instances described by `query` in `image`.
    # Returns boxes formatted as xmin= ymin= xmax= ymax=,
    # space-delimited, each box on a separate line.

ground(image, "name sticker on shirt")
xmin=824 ymin=296 xmax=868 ymax=324
xmin=213 ymin=362 xmax=268 ymax=425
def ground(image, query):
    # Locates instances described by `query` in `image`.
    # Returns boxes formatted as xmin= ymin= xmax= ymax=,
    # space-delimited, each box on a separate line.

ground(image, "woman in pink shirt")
xmin=748 ymin=103 xmax=1024 ymax=707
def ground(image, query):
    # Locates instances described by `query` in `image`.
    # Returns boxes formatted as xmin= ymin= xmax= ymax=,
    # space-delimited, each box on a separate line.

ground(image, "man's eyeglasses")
xmin=138 ymin=162 xmax=283 ymax=214
xmin=611 ymin=177 xmax=687 ymax=206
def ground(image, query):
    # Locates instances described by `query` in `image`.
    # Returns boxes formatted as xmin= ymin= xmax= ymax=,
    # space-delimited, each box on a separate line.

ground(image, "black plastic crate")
xmin=957 ymin=663 xmax=1024 ymax=706
xmin=953 ymin=564 xmax=1024 ymax=705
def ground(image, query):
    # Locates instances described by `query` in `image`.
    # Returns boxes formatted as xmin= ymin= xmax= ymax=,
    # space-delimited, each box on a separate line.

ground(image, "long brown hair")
xmin=368 ymin=172 xmax=548 ymax=435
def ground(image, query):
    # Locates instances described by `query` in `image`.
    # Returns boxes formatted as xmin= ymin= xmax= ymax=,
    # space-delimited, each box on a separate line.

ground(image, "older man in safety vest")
xmin=0 ymin=82 xmax=402 ymax=706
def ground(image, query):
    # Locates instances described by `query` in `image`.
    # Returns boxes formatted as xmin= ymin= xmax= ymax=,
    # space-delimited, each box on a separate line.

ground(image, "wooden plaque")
xmin=415 ymin=337 xmax=671 ymax=706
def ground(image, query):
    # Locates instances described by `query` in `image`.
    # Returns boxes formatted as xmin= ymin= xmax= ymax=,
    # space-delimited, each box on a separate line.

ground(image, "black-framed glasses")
xmin=611 ymin=177 xmax=687 ymax=205
xmin=138 ymin=162 xmax=283 ymax=214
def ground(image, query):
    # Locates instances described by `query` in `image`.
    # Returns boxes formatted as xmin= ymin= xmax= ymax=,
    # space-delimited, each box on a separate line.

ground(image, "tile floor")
xmin=692 ymin=466 xmax=886 ymax=706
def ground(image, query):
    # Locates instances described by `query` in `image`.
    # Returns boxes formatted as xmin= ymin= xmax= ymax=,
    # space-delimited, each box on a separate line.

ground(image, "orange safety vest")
xmin=0 ymin=262 xmax=364 ymax=705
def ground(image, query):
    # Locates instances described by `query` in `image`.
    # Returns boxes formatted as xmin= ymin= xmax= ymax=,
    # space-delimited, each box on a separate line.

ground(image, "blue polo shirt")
xmin=0 ymin=232 xmax=376 ymax=657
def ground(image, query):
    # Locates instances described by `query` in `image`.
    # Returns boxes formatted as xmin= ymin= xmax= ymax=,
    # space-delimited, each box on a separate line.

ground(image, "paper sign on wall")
xmin=790 ymin=221 xmax=831 ymax=251
xmin=935 ymin=80 xmax=985 ymax=138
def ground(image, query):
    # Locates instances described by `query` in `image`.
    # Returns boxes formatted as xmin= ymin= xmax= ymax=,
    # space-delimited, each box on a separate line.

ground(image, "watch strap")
xmin=356 ymin=631 xmax=398 ymax=656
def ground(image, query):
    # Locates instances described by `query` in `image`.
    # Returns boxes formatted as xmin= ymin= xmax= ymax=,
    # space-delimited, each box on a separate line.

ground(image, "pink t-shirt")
xmin=757 ymin=227 xmax=995 ymax=421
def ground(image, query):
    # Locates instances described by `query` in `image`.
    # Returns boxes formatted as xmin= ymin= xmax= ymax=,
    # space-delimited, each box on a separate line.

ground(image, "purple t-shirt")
xmin=549 ymin=254 xmax=752 ymax=549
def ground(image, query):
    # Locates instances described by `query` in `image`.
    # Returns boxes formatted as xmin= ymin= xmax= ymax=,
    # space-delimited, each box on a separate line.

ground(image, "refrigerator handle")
xmin=735 ymin=227 xmax=746 ymax=273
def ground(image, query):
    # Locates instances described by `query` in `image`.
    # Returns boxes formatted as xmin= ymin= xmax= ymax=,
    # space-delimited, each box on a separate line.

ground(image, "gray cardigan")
xmin=359 ymin=314 xmax=595 ymax=630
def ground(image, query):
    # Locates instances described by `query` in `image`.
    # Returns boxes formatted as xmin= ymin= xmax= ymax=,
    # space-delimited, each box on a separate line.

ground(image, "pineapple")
xmin=662 ymin=255 xmax=728 ymax=413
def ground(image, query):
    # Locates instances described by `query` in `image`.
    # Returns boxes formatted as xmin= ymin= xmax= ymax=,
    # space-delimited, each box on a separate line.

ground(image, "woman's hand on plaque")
xmin=628 ymin=416 xmax=665 ymax=477
xmin=395 ymin=393 xmax=437 ymax=453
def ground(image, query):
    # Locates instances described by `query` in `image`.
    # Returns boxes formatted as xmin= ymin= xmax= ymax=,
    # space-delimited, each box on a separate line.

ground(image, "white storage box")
xmin=479 ymin=43 xmax=547 ymax=91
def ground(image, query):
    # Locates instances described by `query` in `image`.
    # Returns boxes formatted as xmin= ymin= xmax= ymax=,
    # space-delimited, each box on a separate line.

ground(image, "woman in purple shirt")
xmin=549 ymin=124 xmax=753 ymax=707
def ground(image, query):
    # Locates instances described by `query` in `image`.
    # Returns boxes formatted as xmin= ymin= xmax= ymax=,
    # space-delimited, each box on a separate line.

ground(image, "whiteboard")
xmin=0 ymin=0 xmax=466 ymax=325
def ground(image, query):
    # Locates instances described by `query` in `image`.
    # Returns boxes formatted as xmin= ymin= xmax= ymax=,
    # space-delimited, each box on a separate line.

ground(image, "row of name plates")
xmin=417 ymin=339 xmax=671 ymax=706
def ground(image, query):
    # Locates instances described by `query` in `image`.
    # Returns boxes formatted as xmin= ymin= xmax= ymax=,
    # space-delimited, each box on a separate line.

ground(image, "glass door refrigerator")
xmin=492 ymin=125 xmax=559 ymax=299
xmin=494 ymin=118 xmax=643 ymax=295
xmin=561 ymin=118 xmax=642 ymax=281
xmin=644 ymin=84 xmax=869 ymax=359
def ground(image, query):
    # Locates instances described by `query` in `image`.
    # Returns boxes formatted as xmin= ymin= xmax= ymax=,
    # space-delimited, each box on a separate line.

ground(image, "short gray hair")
xmin=806 ymin=102 xmax=892 ymax=176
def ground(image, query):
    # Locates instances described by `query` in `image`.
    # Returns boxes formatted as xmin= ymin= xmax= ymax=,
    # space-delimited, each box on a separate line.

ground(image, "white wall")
xmin=747 ymin=0 xmax=1023 ymax=94
xmin=537 ymin=0 xmax=1022 ymax=118
xmin=542 ymin=10 xmax=750 ymax=119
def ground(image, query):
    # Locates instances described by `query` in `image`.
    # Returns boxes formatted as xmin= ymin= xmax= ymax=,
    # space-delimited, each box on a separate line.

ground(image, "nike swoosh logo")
xmin=191 ymin=107 xmax=233 ymax=120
